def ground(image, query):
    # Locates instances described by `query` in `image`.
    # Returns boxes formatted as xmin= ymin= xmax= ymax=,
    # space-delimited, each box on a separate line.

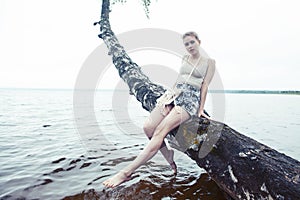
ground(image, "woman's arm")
xmin=198 ymin=58 xmax=216 ymax=118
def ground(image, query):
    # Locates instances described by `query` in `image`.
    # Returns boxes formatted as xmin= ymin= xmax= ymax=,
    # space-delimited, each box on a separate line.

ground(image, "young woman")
xmin=103 ymin=31 xmax=215 ymax=188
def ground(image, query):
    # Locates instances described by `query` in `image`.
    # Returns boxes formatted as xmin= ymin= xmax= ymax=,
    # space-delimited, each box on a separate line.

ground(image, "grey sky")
xmin=0 ymin=0 xmax=299 ymax=90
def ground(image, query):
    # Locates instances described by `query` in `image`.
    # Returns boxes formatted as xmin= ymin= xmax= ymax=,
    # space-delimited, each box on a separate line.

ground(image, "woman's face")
xmin=183 ymin=35 xmax=200 ymax=56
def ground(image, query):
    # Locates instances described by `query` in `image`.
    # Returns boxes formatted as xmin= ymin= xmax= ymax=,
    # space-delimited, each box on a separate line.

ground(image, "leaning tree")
xmin=93 ymin=0 xmax=300 ymax=199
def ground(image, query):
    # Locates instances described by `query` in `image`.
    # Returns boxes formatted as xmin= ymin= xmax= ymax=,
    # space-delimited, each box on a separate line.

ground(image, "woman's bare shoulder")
xmin=207 ymin=58 xmax=216 ymax=66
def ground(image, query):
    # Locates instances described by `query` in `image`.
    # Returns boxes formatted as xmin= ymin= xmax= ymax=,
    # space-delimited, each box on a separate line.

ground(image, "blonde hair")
xmin=182 ymin=31 xmax=201 ymax=44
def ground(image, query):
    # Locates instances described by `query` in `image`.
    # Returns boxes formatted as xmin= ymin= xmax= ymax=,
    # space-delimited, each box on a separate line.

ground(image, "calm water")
xmin=0 ymin=89 xmax=299 ymax=199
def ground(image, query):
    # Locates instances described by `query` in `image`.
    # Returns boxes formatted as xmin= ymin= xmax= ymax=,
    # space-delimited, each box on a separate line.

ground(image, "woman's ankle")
xmin=120 ymin=169 xmax=132 ymax=177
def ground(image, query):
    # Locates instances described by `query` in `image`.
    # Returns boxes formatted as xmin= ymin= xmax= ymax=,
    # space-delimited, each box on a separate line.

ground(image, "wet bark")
xmin=95 ymin=0 xmax=300 ymax=199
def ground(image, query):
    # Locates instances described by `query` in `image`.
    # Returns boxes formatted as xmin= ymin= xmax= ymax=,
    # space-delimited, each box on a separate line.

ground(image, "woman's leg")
xmin=143 ymin=104 xmax=176 ymax=172
xmin=103 ymin=106 xmax=190 ymax=188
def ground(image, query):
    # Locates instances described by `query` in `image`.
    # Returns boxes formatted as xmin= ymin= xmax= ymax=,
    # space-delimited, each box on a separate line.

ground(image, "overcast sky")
xmin=0 ymin=0 xmax=299 ymax=90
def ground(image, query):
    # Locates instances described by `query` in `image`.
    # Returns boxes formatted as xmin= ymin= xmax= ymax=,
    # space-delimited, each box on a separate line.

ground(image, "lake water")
xmin=0 ymin=88 xmax=299 ymax=199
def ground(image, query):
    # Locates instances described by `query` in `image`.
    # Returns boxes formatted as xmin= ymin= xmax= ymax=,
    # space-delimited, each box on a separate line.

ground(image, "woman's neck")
xmin=190 ymin=53 xmax=201 ymax=60
xmin=189 ymin=53 xmax=202 ymax=64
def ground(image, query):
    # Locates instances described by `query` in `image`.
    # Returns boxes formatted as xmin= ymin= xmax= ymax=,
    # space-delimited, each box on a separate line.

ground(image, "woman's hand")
xmin=198 ymin=109 xmax=211 ymax=119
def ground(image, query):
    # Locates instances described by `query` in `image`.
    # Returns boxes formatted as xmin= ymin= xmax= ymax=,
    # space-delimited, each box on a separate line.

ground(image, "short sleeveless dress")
xmin=168 ymin=55 xmax=209 ymax=117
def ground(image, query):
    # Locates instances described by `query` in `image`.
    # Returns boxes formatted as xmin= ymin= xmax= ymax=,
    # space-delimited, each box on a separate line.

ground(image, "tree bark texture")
xmin=95 ymin=0 xmax=300 ymax=199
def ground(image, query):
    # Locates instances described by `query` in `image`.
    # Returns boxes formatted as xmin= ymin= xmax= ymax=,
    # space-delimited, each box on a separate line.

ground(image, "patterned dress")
xmin=170 ymin=55 xmax=209 ymax=117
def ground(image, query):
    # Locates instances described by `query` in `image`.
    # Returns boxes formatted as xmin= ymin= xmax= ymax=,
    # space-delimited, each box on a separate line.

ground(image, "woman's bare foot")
xmin=170 ymin=161 xmax=177 ymax=175
xmin=103 ymin=171 xmax=131 ymax=188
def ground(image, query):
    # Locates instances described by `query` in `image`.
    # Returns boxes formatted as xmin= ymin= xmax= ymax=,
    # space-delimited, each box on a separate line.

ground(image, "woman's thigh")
xmin=144 ymin=104 xmax=173 ymax=130
xmin=154 ymin=106 xmax=190 ymax=135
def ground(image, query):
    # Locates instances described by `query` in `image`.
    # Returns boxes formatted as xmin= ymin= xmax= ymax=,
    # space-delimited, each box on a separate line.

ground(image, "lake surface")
xmin=0 ymin=89 xmax=299 ymax=199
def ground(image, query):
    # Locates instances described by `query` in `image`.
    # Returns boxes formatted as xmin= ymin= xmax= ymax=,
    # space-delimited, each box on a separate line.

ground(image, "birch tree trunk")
xmin=94 ymin=0 xmax=300 ymax=199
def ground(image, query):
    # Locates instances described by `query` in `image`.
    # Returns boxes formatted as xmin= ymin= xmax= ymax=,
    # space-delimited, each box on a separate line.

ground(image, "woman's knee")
xmin=143 ymin=118 xmax=155 ymax=137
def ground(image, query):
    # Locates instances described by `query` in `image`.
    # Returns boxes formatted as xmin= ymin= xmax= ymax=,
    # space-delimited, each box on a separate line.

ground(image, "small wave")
xmin=24 ymin=178 xmax=53 ymax=191
xmin=52 ymin=157 xmax=66 ymax=164
xmin=0 ymin=124 xmax=17 ymax=127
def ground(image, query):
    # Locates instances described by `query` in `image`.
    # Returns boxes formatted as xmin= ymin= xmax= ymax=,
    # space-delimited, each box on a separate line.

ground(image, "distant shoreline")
xmin=210 ymin=90 xmax=300 ymax=95
xmin=0 ymin=88 xmax=299 ymax=95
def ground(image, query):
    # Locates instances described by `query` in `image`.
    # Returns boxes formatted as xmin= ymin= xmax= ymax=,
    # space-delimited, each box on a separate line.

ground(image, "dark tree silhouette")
xmin=94 ymin=0 xmax=300 ymax=199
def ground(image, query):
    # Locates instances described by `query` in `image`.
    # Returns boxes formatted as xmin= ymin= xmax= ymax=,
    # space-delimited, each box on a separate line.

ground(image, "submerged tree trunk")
xmin=95 ymin=0 xmax=300 ymax=199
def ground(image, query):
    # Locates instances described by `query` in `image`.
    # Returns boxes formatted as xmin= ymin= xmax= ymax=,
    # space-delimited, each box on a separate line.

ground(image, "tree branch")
xmin=95 ymin=0 xmax=300 ymax=199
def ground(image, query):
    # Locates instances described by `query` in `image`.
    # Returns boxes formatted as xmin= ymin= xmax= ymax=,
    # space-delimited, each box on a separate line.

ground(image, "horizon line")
xmin=0 ymin=87 xmax=299 ymax=94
